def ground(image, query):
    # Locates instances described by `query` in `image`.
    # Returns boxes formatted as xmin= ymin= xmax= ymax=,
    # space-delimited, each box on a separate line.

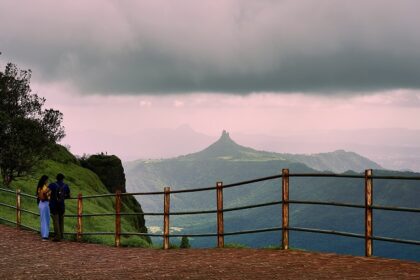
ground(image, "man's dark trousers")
xmin=52 ymin=212 xmax=64 ymax=241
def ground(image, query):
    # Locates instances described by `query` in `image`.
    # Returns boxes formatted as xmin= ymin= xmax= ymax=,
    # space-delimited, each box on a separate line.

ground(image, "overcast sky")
xmin=1 ymin=0 xmax=420 ymax=166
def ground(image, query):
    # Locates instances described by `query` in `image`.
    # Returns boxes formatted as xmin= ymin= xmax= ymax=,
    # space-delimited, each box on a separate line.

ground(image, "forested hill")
xmin=0 ymin=145 xmax=151 ymax=247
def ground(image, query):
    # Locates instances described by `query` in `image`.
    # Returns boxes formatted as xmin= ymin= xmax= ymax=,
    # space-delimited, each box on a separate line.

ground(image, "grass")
xmin=223 ymin=243 xmax=249 ymax=249
xmin=0 ymin=157 xmax=151 ymax=247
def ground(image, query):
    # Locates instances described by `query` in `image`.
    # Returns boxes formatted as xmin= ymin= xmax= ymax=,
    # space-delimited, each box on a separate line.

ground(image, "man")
xmin=49 ymin=173 xmax=70 ymax=241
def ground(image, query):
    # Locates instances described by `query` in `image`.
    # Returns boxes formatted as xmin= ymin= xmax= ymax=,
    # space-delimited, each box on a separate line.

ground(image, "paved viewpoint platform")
xmin=0 ymin=225 xmax=419 ymax=279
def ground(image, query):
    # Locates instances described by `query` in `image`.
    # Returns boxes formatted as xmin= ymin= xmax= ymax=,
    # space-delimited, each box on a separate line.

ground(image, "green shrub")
xmin=180 ymin=236 xmax=191 ymax=248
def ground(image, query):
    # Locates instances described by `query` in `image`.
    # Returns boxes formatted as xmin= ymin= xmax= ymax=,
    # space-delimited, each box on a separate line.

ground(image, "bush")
xmin=180 ymin=236 xmax=191 ymax=248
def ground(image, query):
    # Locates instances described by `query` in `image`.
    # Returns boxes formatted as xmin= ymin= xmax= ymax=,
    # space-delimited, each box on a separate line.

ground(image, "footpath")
xmin=0 ymin=224 xmax=419 ymax=279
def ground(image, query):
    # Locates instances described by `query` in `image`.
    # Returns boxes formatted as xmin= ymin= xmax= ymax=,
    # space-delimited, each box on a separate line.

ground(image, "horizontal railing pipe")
xmin=73 ymin=193 xmax=115 ymax=199
xmin=72 ymin=232 xmax=114 ymax=236
xmin=371 ymin=235 xmax=420 ymax=246
xmin=288 ymin=200 xmax=365 ymax=209
xmin=289 ymin=173 xmax=364 ymax=179
xmin=223 ymin=201 xmax=282 ymax=213
xmin=65 ymin=211 xmax=168 ymax=218
xmin=166 ymin=209 xmax=217 ymax=215
xmin=168 ymin=232 xmax=218 ymax=237
xmin=0 ymin=202 xmax=17 ymax=210
xmin=288 ymin=227 xmax=365 ymax=239
xmin=223 ymin=174 xmax=282 ymax=189
xmin=170 ymin=186 xmax=216 ymax=194
xmin=120 ymin=232 xmax=164 ymax=237
xmin=0 ymin=216 xmax=17 ymax=225
xmin=371 ymin=205 xmax=420 ymax=213
xmin=224 ymin=227 xmax=283 ymax=236
xmin=120 ymin=212 xmax=165 ymax=216
xmin=19 ymin=192 xmax=37 ymax=199
xmin=19 ymin=208 xmax=40 ymax=216
xmin=371 ymin=175 xmax=420 ymax=180
xmin=65 ymin=213 xmax=116 ymax=218
xmin=0 ymin=187 xmax=16 ymax=194
xmin=19 ymin=224 xmax=39 ymax=233
xmin=122 ymin=191 xmax=166 ymax=196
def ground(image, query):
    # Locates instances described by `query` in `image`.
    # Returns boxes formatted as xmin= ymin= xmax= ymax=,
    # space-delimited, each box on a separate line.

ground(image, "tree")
xmin=79 ymin=153 xmax=126 ymax=193
xmin=180 ymin=236 xmax=191 ymax=248
xmin=0 ymin=60 xmax=65 ymax=186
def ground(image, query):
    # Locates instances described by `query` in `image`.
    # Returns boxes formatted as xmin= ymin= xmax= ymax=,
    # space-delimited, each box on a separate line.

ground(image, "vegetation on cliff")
xmin=80 ymin=153 xmax=147 ymax=235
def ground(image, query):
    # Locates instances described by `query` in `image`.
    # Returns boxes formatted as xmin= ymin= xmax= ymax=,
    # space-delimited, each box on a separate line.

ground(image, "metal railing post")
xmin=163 ymin=187 xmax=171 ymax=250
xmin=216 ymin=182 xmax=224 ymax=248
xmin=365 ymin=169 xmax=373 ymax=257
xmin=115 ymin=190 xmax=122 ymax=247
xmin=16 ymin=189 xmax=21 ymax=228
xmin=282 ymin=169 xmax=289 ymax=250
xmin=76 ymin=193 xmax=83 ymax=242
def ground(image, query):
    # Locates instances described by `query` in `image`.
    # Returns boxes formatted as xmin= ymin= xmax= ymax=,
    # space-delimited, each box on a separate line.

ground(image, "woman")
xmin=36 ymin=175 xmax=51 ymax=241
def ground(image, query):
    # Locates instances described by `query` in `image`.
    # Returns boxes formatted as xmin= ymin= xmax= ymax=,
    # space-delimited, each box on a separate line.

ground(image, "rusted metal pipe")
xmin=163 ymin=187 xmax=170 ymax=250
xmin=216 ymin=182 xmax=224 ymax=248
xmin=16 ymin=189 xmax=21 ymax=229
xmin=282 ymin=169 xmax=289 ymax=250
xmin=365 ymin=169 xmax=373 ymax=257
xmin=115 ymin=191 xmax=122 ymax=247
xmin=77 ymin=193 xmax=83 ymax=242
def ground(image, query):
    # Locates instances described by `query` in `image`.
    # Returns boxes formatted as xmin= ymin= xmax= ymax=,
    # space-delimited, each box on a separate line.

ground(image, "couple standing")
xmin=36 ymin=173 xmax=71 ymax=241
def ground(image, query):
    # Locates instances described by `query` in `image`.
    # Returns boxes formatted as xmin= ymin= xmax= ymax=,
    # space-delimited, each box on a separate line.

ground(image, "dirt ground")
xmin=0 ymin=224 xmax=419 ymax=279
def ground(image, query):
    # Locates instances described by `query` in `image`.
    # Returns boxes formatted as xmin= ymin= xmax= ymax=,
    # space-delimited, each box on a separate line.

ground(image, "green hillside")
xmin=281 ymin=149 xmax=382 ymax=173
xmin=0 ymin=145 xmax=151 ymax=247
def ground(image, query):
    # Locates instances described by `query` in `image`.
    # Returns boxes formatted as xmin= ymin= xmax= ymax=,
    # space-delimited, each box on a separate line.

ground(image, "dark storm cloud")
xmin=1 ymin=0 xmax=420 ymax=95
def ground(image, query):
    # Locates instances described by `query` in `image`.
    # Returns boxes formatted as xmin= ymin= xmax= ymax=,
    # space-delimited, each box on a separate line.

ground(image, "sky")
xmin=1 ymin=0 xmax=420 ymax=170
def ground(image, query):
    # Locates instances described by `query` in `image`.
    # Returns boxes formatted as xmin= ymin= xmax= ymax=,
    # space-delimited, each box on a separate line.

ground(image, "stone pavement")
xmin=0 ymin=224 xmax=419 ymax=279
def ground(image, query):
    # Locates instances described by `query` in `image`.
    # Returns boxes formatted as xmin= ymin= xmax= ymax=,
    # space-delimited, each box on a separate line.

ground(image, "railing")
xmin=0 ymin=187 xmax=40 ymax=232
xmin=0 ymin=169 xmax=419 ymax=257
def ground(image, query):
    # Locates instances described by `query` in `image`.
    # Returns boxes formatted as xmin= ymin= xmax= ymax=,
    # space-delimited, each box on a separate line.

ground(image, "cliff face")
xmin=80 ymin=153 xmax=126 ymax=193
xmin=80 ymin=153 xmax=148 ymax=235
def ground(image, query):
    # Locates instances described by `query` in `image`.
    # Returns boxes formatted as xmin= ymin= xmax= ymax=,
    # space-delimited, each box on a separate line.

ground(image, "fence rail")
xmin=1 ymin=170 xmax=419 ymax=257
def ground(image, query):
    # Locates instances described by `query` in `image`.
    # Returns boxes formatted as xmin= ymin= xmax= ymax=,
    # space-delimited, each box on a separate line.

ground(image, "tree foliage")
xmin=180 ymin=236 xmax=191 ymax=248
xmin=79 ymin=153 xmax=126 ymax=193
xmin=0 ymin=60 xmax=65 ymax=186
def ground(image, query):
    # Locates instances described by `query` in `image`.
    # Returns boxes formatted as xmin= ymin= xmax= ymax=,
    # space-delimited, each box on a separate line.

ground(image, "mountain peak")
xmin=219 ymin=130 xmax=233 ymax=142
xmin=213 ymin=130 xmax=239 ymax=148
xmin=190 ymin=130 xmax=255 ymax=159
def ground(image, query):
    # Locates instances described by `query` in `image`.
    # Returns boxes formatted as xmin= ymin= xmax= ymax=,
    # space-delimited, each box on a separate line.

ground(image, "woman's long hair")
xmin=36 ymin=175 xmax=49 ymax=194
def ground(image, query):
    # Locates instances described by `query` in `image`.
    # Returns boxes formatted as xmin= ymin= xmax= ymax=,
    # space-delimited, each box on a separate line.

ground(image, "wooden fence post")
xmin=216 ymin=182 xmax=224 ymax=248
xmin=16 ymin=189 xmax=21 ymax=229
xmin=163 ymin=187 xmax=171 ymax=250
xmin=282 ymin=169 xmax=289 ymax=250
xmin=365 ymin=169 xmax=373 ymax=257
xmin=115 ymin=190 xmax=121 ymax=247
xmin=76 ymin=193 xmax=83 ymax=242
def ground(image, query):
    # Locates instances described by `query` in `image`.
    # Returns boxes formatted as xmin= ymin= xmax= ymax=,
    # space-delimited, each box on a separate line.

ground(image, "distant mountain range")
xmin=66 ymin=126 xmax=420 ymax=171
xmin=190 ymin=130 xmax=382 ymax=173
xmin=124 ymin=131 xmax=420 ymax=261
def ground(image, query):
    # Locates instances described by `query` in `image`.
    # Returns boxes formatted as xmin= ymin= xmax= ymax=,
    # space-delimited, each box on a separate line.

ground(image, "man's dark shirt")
xmin=48 ymin=181 xmax=70 ymax=214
